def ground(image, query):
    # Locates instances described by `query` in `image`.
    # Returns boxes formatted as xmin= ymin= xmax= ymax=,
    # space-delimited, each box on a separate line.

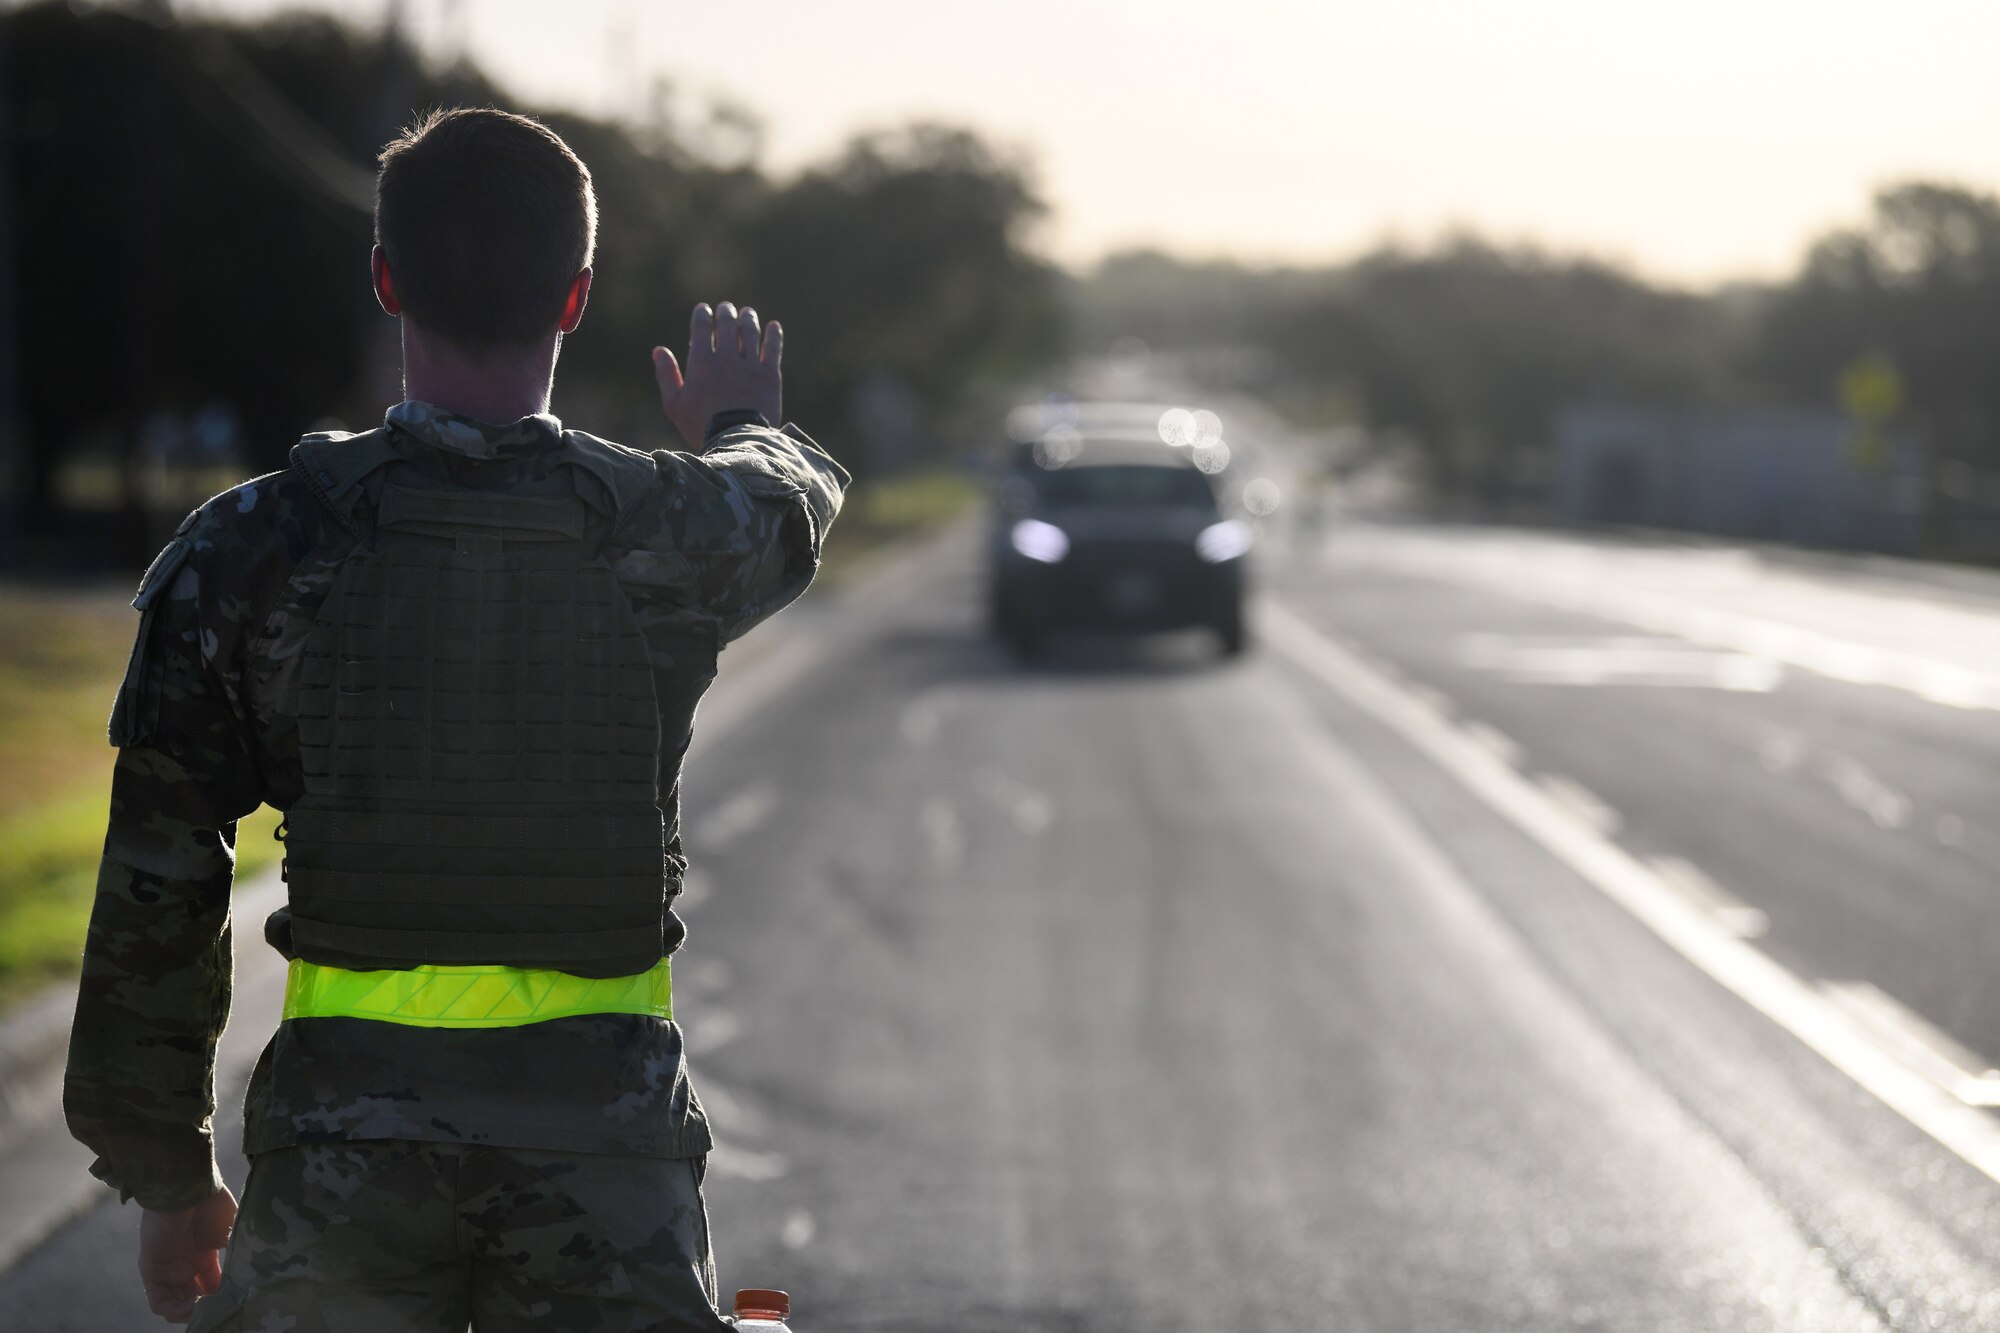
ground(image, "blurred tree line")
xmin=0 ymin=1 xmax=1060 ymax=569
xmin=8 ymin=2 xmax=2000 ymax=568
xmin=1072 ymin=185 xmax=2000 ymax=541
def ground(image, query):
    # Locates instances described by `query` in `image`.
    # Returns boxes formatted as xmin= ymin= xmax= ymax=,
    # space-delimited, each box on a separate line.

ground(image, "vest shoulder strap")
xmin=291 ymin=424 xmax=660 ymax=530
xmin=561 ymin=430 xmax=660 ymax=521
xmin=291 ymin=426 xmax=402 ymax=529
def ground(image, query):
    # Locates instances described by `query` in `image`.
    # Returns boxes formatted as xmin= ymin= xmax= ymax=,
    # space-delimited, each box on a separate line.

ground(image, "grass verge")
xmin=817 ymin=466 xmax=981 ymax=586
xmin=0 ymin=583 xmax=285 ymax=1012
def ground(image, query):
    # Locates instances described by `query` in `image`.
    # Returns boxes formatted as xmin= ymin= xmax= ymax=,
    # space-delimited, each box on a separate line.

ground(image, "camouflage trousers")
xmin=186 ymin=1141 xmax=731 ymax=1333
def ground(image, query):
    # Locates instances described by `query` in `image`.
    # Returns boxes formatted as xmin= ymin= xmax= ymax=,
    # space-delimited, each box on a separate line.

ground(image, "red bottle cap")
xmin=734 ymin=1288 xmax=790 ymax=1320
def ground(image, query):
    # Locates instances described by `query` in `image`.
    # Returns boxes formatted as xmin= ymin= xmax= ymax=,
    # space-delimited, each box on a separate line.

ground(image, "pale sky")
xmin=183 ymin=0 xmax=2000 ymax=286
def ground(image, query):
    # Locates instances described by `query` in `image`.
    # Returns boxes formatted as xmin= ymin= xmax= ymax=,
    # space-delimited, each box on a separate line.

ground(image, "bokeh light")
xmin=1033 ymin=425 xmax=1083 ymax=469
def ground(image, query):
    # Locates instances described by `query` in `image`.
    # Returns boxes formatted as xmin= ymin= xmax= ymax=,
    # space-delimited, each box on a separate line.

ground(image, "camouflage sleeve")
xmin=63 ymin=538 xmax=261 ymax=1211
xmin=627 ymin=422 xmax=849 ymax=645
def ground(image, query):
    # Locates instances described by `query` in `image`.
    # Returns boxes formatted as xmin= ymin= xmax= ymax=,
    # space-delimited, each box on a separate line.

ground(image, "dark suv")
xmin=989 ymin=435 xmax=1249 ymax=658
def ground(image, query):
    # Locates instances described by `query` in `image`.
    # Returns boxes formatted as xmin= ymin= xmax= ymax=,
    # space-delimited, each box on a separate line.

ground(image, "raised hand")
xmin=652 ymin=301 xmax=784 ymax=447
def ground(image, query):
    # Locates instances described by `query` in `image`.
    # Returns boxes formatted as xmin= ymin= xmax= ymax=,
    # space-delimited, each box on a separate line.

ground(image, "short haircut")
xmin=374 ymin=108 xmax=597 ymax=352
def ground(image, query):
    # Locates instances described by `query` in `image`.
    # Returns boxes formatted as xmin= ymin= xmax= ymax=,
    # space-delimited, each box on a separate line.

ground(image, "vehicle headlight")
xmin=1194 ymin=520 xmax=1252 ymax=563
xmin=1010 ymin=518 xmax=1071 ymax=563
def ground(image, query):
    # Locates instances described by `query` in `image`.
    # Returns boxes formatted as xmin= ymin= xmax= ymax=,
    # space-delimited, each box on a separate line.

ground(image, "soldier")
xmin=63 ymin=107 xmax=846 ymax=1330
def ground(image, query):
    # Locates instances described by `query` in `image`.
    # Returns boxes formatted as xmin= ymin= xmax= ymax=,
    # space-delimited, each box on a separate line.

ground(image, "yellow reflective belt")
xmin=282 ymin=958 xmax=672 ymax=1028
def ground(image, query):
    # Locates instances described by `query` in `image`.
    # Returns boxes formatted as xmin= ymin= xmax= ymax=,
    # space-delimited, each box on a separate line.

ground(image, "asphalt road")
xmin=6 ymin=517 xmax=2000 ymax=1331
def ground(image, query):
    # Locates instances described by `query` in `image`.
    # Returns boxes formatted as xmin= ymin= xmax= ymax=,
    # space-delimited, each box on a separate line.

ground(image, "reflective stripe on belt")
xmin=282 ymin=958 xmax=672 ymax=1028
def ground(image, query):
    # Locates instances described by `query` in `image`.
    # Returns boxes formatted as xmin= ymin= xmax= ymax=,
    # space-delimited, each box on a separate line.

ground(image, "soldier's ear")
xmin=560 ymin=269 xmax=592 ymax=334
xmin=371 ymin=246 xmax=402 ymax=317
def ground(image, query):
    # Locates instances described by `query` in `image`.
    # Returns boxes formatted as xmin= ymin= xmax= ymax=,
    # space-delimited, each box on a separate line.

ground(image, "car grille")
xmin=1065 ymin=537 xmax=1203 ymax=576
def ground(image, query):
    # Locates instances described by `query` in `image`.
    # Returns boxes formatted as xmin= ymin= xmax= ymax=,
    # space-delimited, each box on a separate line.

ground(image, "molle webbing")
xmin=375 ymin=483 xmax=588 ymax=543
xmin=287 ymin=469 xmax=671 ymax=978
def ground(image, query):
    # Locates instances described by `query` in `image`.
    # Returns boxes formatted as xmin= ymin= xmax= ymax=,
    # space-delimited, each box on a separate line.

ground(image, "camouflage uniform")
xmin=62 ymin=402 xmax=846 ymax=1329
xmin=190 ymin=1143 xmax=720 ymax=1332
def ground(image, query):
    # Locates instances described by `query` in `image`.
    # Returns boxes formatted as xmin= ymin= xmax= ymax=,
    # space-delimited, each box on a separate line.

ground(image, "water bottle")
xmin=731 ymin=1288 xmax=793 ymax=1330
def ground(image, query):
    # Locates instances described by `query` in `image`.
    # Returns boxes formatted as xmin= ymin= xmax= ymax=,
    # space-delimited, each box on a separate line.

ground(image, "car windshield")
xmin=1036 ymin=464 xmax=1216 ymax=511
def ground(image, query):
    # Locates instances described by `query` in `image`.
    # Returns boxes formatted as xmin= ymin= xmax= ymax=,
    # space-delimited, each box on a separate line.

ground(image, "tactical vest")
xmin=280 ymin=425 xmax=698 ymax=983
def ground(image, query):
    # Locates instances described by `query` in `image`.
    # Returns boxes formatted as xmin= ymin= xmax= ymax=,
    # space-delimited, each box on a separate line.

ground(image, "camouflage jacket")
xmin=63 ymin=402 xmax=847 ymax=1211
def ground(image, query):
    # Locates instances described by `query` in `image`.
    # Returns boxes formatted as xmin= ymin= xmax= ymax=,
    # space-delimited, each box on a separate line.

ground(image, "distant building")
xmin=1554 ymin=406 xmax=1928 ymax=554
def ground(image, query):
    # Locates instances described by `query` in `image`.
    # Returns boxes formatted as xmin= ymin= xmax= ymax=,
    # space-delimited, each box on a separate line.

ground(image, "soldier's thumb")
xmin=652 ymin=346 xmax=684 ymax=409
xmin=196 ymin=1193 xmax=236 ymax=1249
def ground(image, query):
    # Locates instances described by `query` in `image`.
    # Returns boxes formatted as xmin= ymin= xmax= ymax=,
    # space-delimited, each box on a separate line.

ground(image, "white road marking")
xmin=924 ymin=797 xmax=965 ymax=871
xmin=683 ymin=1007 xmax=743 ymax=1057
xmin=1459 ymin=633 xmax=1782 ymax=692
xmin=1358 ymin=650 xmax=1405 ymax=683
xmin=1535 ymin=774 xmax=1621 ymax=837
xmin=692 ymin=635 xmax=837 ymax=756
xmin=677 ymin=868 xmax=714 ymax=911
xmin=1715 ymin=655 xmax=1786 ymax=693
xmin=1334 ymin=531 xmax=2000 ymax=711
xmin=1459 ymin=721 xmax=1524 ymax=768
xmin=1404 ymin=682 xmax=1451 ymax=716
xmin=899 ymin=687 xmax=957 ymax=746
xmin=780 ymin=1209 xmax=817 ymax=1250
xmin=1819 ymin=983 xmax=2000 ymax=1108
xmin=1342 ymin=644 xmax=1388 ymax=677
xmin=676 ymin=956 xmax=733 ymax=998
xmin=691 ymin=1076 xmax=769 ymax=1139
xmin=1755 ymin=730 xmax=1916 ymax=833
xmin=1757 ymin=727 xmax=1808 ymax=776
xmin=707 ymin=1142 xmax=790 ymax=1181
xmin=975 ymin=767 xmax=1056 ymax=835
xmin=1262 ymin=597 xmax=2000 ymax=1184
xmin=1237 ymin=657 xmax=1911 ymax=1324
xmin=1013 ymin=797 xmax=1053 ymax=835
xmin=690 ymin=781 xmax=779 ymax=852
xmin=1817 ymin=753 xmax=1912 ymax=831
xmin=686 ymin=524 xmax=968 ymax=759
xmin=1647 ymin=856 xmax=1770 ymax=940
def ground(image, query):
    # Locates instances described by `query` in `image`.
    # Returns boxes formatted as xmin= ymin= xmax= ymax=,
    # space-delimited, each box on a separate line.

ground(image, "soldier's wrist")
xmin=97 ymin=1145 xmax=226 ymax=1212
xmin=704 ymin=408 xmax=772 ymax=440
